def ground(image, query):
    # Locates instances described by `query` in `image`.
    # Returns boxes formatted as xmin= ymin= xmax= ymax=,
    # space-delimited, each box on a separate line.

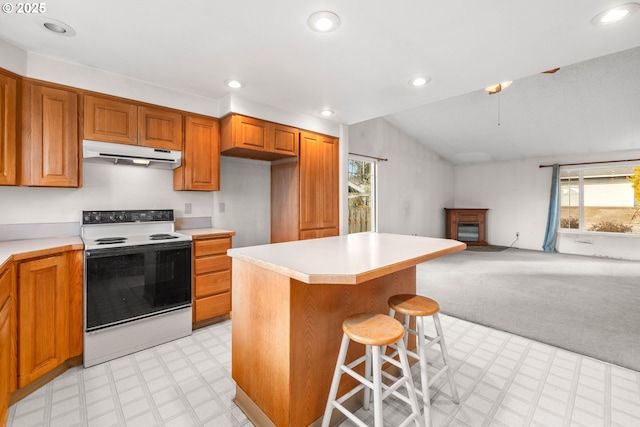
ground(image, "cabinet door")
xmin=318 ymin=135 xmax=339 ymax=228
xmin=23 ymin=83 xmax=79 ymax=187
xmin=84 ymin=95 xmax=137 ymax=145
xmin=0 ymin=297 xmax=11 ymax=426
xmin=138 ymin=106 xmax=183 ymax=150
xmin=174 ymin=115 xmax=220 ymax=191
xmin=234 ymin=115 xmax=269 ymax=150
xmin=299 ymin=131 xmax=339 ymax=230
xmin=299 ymin=131 xmax=322 ymax=230
xmin=0 ymin=263 xmax=16 ymax=425
xmin=18 ymin=254 xmax=69 ymax=388
xmin=299 ymin=227 xmax=339 ymax=240
xmin=0 ymin=72 xmax=17 ymax=186
xmin=270 ymin=123 xmax=298 ymax=156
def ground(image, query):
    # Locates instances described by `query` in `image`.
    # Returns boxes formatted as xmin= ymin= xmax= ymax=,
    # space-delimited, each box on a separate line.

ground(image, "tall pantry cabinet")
xmin=271 ymin=130 xmax=339 ymax=243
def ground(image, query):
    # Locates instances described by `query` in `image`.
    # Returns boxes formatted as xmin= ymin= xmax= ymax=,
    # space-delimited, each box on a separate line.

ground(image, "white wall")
xmin=0 ymin=39 xmax=26 ymax=75
xmin=211 ymin=157 xmax=271 ymax=248
xmin=0 ymin=162 xmax=212 ymax=225
xmin=454 ymin=149 xmax=640 ymax=260
xmin=349 ymin=118 xmax=454 ymax=238
xmin=0 ymin=159 xmax=270 ymax=248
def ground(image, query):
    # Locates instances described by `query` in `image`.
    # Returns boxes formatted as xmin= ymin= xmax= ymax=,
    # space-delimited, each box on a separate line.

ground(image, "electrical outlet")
xmin=516 ymin=231 xmax=520 ymax=237
xmin=219 ymin=202 xmax=225 ymax=213
xmin=185 ymin=203 xmax=192 ymax=214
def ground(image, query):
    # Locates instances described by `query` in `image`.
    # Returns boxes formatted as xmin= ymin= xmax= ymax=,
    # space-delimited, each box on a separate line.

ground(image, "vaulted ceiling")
xmin=1 ymin=0 xmax=638 ymax=163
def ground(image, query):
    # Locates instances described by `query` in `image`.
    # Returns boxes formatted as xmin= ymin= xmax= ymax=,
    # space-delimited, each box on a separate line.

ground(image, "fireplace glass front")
xmin=458 ymin=223 xmax=479 ymax=242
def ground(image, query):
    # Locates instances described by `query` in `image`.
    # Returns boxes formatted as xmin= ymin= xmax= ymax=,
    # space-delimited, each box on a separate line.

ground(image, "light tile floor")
xmin=7 ymin=315 xmax=640 ymax=427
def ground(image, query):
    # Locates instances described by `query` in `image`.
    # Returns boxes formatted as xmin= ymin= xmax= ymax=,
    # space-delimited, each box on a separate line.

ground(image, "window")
xmin=348 ymin=157 xmax=376 ymax=233
xmin=560 ymin=164 xmax=640 ymax=234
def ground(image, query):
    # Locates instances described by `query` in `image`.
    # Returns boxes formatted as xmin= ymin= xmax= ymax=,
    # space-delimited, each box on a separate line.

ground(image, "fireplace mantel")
xmin=445 ymin=208 xmax=488 ymax=246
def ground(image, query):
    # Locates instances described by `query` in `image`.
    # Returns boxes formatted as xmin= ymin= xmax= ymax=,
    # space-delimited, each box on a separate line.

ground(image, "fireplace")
xmin=445 ymin=208 xmax=488 ymax=246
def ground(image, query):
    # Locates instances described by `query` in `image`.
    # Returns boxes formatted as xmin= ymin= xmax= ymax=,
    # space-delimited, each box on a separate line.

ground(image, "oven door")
xmin=85 ymin=241 xmax=192 ymax=331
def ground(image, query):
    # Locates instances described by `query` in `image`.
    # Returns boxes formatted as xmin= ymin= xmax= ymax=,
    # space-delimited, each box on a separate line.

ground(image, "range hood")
xmin=83 ymin=140 xmax=181 ymax=170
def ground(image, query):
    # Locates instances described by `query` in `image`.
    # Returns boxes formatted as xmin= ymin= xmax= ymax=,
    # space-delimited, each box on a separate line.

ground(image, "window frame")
xmin=347 ymin=155 xmax=378 ymax=234
xmin=558 ymin=161 xmax=640 ymax=236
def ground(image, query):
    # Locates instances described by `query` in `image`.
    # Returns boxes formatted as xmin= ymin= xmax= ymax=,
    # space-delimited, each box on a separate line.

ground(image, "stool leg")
xmin=363 ymin=345 xmax=371 ymax=411
xmin=396 ymin=338 xmax=425 ymax=427
xmin=416 ymin=316 xmax=432 ymax=427
xmin=433 ymin=313 xmax=459 ymax=404
xmin=321 ymin=333 xmax=351 ymax=427
xmin=371 ymin=345 xmax=383 ymax=427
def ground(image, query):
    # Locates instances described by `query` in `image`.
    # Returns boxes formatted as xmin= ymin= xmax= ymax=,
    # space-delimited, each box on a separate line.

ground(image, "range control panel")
xmin=82 ymin=210 xmax=174 ymax=224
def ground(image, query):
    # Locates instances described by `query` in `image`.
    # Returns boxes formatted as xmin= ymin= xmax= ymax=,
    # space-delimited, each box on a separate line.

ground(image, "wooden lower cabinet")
xmin=192 ymin=235 xmax=233 ymax=327
xmin=0 ymin=263 xmax=16 ymax=427
xmin=16 ymin=250 xmax=82 ymax=389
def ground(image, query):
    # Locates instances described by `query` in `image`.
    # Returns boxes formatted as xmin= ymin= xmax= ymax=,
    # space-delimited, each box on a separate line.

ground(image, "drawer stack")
xmin=193 ymin=236 xmax=232 ymax=325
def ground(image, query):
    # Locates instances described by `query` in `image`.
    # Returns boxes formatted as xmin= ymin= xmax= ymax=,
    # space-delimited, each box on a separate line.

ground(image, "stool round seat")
xmin=343 ymin=313 xmax=405 ymax=346
xmin=389 ymin=294 xmax=440 ymax=317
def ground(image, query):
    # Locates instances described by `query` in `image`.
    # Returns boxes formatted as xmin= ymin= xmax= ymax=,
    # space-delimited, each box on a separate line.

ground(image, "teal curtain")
xmin=542 ymin=164 xmax=559 ymax=252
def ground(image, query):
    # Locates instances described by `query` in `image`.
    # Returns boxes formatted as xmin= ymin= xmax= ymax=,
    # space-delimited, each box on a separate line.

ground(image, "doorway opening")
xmin=348 ymin=157 xmax=377 ymax=233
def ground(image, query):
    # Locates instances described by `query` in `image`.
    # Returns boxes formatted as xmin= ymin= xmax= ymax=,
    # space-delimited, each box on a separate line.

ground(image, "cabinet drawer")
xmin=194 ymin=292 xmax=230 ymax=321
xmin=195 ymin=255 xmax=230 ymax=275
xmin=195 ymin=238 xmax=231 ymax=257
xmin=195 ymin=271 xmax=230 ymax=298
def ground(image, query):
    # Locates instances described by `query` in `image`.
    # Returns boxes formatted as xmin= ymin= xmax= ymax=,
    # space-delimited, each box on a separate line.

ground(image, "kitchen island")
xmin=228 ymin=233 xmax=466 ymax=427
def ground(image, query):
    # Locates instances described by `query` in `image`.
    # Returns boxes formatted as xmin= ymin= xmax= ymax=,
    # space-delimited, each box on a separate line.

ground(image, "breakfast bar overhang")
xmin=228 ymin=233 xmax=466 ymax=427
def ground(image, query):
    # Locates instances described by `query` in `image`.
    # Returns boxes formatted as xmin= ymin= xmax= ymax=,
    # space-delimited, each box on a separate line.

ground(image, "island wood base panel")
xmin=231 ymin=259 xmax=416 ymax=427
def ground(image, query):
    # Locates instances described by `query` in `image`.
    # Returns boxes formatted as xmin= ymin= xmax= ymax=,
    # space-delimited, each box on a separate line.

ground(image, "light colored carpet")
xmin=417 ymin=247 xmax=640 ymax=372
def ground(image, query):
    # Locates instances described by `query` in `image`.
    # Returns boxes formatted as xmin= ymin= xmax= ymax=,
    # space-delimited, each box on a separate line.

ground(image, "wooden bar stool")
xmin=387 ymin=294 xmax=459 ymax=427
xmin=321 ymin=312 xmax=424 ymax=427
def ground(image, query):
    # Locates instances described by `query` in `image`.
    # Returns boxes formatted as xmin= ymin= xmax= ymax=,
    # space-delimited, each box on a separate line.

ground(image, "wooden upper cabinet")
xmin=84 ymin=95 xmax=183 ymax=150
xmin=22 ymin=81 xmax=79 ymax=187
xmin=299 ymin=130 xmax=339 ymax=231
xmin=0 ymin=71 xmax=18 ymax=186
xmin=138 ymin=106 xmax=183 ymax=150
xmin=221 ymin=114 xmax=298 ymax=161
xmin=174 ymin=115 xmax=220 ymax=191
xmin=84 ymin=95 xmax=137 ymax=145
xmin=271 ymin=123 xmax=299 ymax=157
xmin=229 ymin=115 xmax=269 ymax=150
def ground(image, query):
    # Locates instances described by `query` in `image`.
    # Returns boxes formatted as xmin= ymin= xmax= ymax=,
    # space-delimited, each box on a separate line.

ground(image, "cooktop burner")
xmin=96 ymin=237 xmax=128 ymax=242
xmin=150 ymin=233 xmax=179 ymax=240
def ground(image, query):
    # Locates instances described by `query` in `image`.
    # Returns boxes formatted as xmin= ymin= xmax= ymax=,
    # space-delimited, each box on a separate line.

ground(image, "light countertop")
xmin=227 ymin=232 xmax=466 ymax=285
xmin=177 ymin=228 xmax=235 ymax=239
xmin=0 ymin=236 xmax=84 ymax=270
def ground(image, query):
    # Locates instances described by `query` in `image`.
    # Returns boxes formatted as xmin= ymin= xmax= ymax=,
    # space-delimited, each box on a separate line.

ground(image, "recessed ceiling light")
xmin=308 ymin=11 xmax=340 ymax=33
xmin=592 ymin=2 xmax=639 ymax=25
xmin=409 ymin=76 xmax=431 ymax=87
xmin=319 ymin=109 xmax=335 ymax=117
xmin=224 ymin=79 xmax=245 ymax=89
xmin=37 ymin=17 xmax=76 ymax=36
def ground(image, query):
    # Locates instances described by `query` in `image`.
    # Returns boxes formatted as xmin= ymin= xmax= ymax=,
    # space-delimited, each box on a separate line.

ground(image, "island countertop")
xmin=227 ymin=232 xmax=466 ymax=285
